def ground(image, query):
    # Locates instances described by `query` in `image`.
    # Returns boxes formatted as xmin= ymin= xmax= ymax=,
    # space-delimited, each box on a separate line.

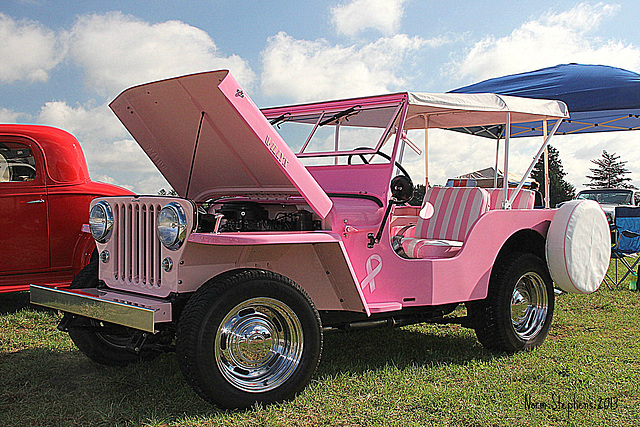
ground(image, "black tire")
xmin=67 ymin=258 xmax=161 ymax=366
xmin=468 ymin=252 xmax=555 ymax=353
xmin=176 ymin=270 xmax=322 ymax=409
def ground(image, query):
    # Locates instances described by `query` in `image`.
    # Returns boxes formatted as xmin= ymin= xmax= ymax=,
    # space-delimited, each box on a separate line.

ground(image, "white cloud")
xmin=67 ymin=12 xmax=255 ymax=97
xmin=37 ymin=100 xmax=123 ymax=141
xmin=331 ymin=0 xmax=406 ymax=36
xmin=402 ymin=129 xmax=510 ymax=187
xmin=0 ymin=108 xmax=25 ymax=123
xmin=555 ymin=132 xmax=640 ymax=190
xmin=261 ymin=31 xmax=434 ymax=102
xmin=451 ymin=2 xmax=640 ymax=82
xmin=0 ymin=11 xmax=256 ymax=194
xmin=543 ymin=2 xmax=619 ymax=30
xmin=0 ymin=13 xmax=66 ymax=83
xmin=36 ymin=100 xmax=167 ymax=193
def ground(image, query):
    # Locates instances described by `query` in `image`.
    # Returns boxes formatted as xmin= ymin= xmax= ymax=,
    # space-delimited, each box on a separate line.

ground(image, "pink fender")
xmin=339 ymin=207 xmax=555 ymax=312
xmin=179 ymin=232 xmax=370 ymax=315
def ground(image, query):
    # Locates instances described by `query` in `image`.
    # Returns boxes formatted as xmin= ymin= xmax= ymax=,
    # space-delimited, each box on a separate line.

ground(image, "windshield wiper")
xmin=319 ymin=106 xmax=361 ymax=126
xmin=269 ymin=113 xmax=290 ymax=128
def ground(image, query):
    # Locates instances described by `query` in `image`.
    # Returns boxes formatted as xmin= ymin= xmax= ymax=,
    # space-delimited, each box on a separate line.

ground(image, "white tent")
xmin=449 ymin=167 xmax=534 ymax=188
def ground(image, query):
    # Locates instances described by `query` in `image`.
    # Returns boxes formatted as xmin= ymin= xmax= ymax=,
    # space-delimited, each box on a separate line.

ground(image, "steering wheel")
xmin=347 ymin=147 xmax=412 ymax=182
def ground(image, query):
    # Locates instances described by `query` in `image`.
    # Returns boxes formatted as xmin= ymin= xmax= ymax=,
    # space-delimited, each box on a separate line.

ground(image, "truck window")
xmin=0 ymin=142 xmax=37 ymax=182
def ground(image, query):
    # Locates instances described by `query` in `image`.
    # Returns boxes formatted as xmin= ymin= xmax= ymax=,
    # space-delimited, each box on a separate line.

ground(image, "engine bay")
xmin=198 ymin=200 xmax=320 ymax=233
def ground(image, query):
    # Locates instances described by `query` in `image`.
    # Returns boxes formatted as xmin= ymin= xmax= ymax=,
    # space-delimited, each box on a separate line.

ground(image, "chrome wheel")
xmin=510 ymin=271 xmax=549 ymax=340
xmin=215 ymin=297 xmax=304 ymax=393
xmin=177 ymin=270 xmax=322 ymax=408
xmin=469 ymin=252 xmax=555 ymax=353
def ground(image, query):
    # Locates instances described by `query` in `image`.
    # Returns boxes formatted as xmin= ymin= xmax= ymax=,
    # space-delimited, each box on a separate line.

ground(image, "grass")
xmin=1 ymin=261 xmax=639 ymax=427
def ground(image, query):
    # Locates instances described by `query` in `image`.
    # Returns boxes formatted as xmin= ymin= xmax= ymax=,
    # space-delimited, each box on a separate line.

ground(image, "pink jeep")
xmin=31 ymin=70 xmax=610 ymax=409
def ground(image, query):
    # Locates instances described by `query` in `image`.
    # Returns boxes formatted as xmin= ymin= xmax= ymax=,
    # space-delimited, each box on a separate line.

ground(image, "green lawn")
xmin=1 ymin=263 xmax=639 ymax=427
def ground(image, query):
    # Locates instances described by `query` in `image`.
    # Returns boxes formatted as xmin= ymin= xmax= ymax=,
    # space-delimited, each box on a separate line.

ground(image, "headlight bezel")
xmin=89 ymin=201 xmax=114 ymax=243
xmin=157 ymin=202 xmax=188 ymax=250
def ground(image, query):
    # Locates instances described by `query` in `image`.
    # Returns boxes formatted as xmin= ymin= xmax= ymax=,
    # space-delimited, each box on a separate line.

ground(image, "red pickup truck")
xmin=0 ymin=124 xmax=132 ymax=292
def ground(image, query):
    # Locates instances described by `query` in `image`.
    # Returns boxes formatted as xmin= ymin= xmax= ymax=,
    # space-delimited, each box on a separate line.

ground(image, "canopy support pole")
xmin=334 ymin=121 xmax=340 ymax=165
xmin=494 ymin=136 xmax=501 ymax=188
xmin=543 ymin=120 xmax=550 ymax=208
xmin=509 ymin=118 xmax=562 ymax=207
xmin=424 ymin=115 xmax=429 ymax=187
xmin=502 ymin=113 xmax=511 ymax=209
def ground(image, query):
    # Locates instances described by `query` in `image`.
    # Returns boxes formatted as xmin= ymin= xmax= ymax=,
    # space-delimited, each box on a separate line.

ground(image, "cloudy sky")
xmin=2 ymin=0 xmax=640 ymax=193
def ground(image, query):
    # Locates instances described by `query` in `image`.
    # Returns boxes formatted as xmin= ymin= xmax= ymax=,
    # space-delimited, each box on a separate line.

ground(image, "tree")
xmin=410 ymin=184 xmax=426 ymax=206
xmin=585 ymin=150 xmax=636 ymax=189
xmin=530 ymin=145 xmax=575 ymax=207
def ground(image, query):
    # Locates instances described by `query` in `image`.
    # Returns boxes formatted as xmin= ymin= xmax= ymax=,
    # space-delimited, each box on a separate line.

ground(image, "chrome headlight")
xmin=157 ymin=202 xmax=188 ymax=250
xmin=89 ymin=201 xmax=113 ymax=243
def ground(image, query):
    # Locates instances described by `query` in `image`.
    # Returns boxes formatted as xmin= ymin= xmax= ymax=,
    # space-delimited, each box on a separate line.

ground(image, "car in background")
xmin=0 ymin=124 xmax=133 ymax=293
xmin=575 ymin=188 xmax=640 ymax=224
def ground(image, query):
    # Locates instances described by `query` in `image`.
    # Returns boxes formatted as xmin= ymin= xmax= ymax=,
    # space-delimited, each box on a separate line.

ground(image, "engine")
xmin=198 ymin=201 xmax=317 ymax=232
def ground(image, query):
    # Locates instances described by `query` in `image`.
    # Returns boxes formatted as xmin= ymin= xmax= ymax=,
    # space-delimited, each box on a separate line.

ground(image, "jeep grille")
xmin=112 ymin=200 xmax=163 ymax=288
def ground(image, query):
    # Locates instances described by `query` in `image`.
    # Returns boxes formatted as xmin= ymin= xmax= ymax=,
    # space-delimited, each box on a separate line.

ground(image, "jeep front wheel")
xmin=469 ymin=252 xmax=555 ymax=353
xmin=176 ymin=270 xmax=323 ymax=409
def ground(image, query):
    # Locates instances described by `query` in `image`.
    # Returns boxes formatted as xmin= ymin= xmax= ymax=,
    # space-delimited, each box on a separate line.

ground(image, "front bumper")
xmin=30 ymin=285 xmax=172 ymax=333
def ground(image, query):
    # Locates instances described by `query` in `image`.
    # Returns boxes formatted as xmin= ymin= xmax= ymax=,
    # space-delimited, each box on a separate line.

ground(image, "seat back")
xmin=487 ymin=188 xmax=535 ymax=210
xmin=615 ymin=206 xmax=640 ymax=254
xmin=414 ymin=187 xmax=490 ymax=241
xmin=0 ymin=153 xmax=8 ymax=182
xmin=446 ymin=178 xmax=477 ymax=187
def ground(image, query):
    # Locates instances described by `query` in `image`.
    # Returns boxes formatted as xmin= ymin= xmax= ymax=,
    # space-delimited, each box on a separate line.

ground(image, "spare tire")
xmin=545 ymin=200 xmax=610 ymax=293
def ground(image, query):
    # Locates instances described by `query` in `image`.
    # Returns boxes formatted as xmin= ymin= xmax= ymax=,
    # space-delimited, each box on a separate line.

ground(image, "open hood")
xmin=109 ymin=70 xmax=333 ymax=218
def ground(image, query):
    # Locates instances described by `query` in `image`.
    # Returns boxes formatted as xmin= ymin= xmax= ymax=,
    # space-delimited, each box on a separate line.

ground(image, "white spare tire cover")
xmin=545 ymin=200 xmax=610 ymax=293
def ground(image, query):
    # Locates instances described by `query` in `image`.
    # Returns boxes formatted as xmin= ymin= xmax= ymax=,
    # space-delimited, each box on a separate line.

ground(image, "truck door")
xmin=0 ymin=138 xmax=49 ymax=273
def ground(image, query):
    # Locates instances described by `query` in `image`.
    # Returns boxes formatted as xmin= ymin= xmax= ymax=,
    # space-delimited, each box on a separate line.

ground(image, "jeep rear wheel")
xmin=66 ymin=258 xmax=161 ymax=366
xmin=176 ymin=270 xmax=322 ymax=409
xmin=469 ymin=252 xmax=555 ymax=353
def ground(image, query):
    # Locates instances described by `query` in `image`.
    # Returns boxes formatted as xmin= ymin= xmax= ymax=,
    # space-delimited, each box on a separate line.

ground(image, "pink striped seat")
xmin=401 ymin=238 xmax=463 ymax=258
xmin=487 ymin=188 xmax=535 ymax=210
xmin=389 ymin=205 xmax=420 ymax=236
xmin=397 ymin=187 xmax=490 ymax=259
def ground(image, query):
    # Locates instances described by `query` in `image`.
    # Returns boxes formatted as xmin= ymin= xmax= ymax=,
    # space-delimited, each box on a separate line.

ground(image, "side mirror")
xmin=390 ymin=175 xmax=413 ymax=204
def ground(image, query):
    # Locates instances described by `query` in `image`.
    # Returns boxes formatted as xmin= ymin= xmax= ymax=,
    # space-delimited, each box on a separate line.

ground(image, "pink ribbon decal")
xmin=361 ymin=254 xmax=382 ymax=293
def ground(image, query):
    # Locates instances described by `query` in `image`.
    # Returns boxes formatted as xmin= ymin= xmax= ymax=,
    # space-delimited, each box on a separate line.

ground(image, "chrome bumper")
xmin=30 ymin=285 xmax=172 ymax=333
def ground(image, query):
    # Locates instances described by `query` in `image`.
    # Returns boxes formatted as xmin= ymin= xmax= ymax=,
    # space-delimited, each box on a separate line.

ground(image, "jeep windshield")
xmin=265 ymin=97 xmax=406 ymax=167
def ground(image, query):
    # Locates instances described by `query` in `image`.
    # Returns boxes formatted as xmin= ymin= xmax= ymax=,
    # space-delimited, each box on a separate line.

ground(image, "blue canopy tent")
xmin=449 ymin=63 xmax=640 ymax=138
xmin=446 ymin=63 xmax=640 ymax=209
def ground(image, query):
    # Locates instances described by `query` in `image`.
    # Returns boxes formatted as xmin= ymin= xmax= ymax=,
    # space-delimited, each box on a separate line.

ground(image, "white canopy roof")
xmin=262 ymin=91 xmax=570 ymax=131
xmin=403 ymin=92 xmax=569 ymax=129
